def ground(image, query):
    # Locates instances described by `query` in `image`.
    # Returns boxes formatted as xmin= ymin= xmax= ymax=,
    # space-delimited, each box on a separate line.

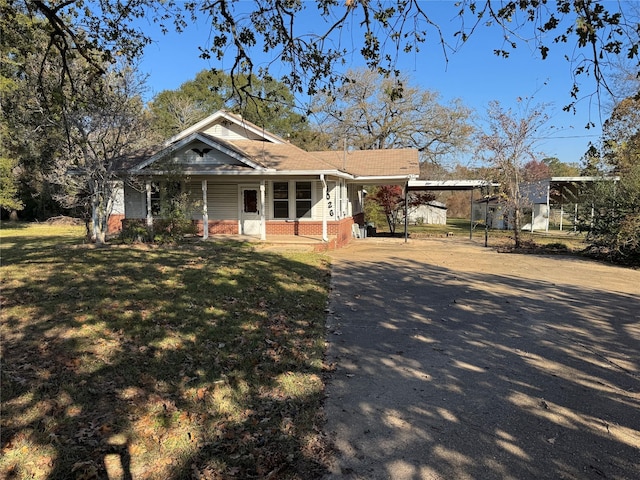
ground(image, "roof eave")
xmin=351 ymin=174 xmax=417 ymax=184
xmin=127 ymin=169 xmax=354 ymax=178
xmin=166 ymin=110 xmax=286 ymax=146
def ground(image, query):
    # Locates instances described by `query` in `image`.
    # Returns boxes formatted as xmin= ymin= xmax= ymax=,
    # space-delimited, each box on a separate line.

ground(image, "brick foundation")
xmin=114 ymin=216 xmax=359 ymax=249
xmin=195 ymin=220 xmax=239 ymax=236
xmin=108 ymin=214 xmax=125 ymax=233
xmin=265 ymin=220 xmax=345 ymax=236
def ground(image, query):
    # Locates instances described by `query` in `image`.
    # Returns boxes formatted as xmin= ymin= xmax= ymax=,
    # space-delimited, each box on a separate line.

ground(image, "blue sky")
xmin=137 ymin=1 xmax=628 ymax=166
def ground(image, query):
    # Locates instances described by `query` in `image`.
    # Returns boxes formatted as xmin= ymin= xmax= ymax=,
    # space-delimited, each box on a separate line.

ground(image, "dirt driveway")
xmin=323 ymin=237 xmax=640 ymax=480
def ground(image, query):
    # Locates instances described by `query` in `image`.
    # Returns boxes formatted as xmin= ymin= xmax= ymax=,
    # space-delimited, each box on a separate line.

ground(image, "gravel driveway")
xmin=323 ymin=237 xmax=640 ymax=480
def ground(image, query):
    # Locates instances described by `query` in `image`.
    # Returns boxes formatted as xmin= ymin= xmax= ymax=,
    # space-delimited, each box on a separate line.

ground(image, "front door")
xmin=241 ymin=187 xmax=261 ymax=236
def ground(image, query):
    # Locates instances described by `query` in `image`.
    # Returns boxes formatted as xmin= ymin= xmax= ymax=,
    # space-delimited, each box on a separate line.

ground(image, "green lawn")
xmin=1 ymin=224 xmax=332 ymax=479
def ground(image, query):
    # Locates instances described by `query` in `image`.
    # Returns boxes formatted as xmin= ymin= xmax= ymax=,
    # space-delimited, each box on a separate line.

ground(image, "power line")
xmin=535 ymin=134 xmax=600 ymax=140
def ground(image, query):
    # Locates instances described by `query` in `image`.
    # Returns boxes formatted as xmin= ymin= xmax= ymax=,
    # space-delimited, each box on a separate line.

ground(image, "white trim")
xmin=202 ymin=180 xmax=209 ymax=240
xmin=408 ymin=179 xmax=499 ymax=190
xmin=260 ymin=181 xmax=266 ymax=240
xmin=321 ymin=174 xmax=328 ymax=242
xmin=131 ymin=133 xmax=267 ymax=172
xmin=166 ymin=110 xmax=287 ymax=146
xmin=238 ymin=184 xmax=262 ymax=236
xmin=145 ymin=180 xmax=152 ymax=227
xmin=130 ymin=169 xmax=352 ymax=179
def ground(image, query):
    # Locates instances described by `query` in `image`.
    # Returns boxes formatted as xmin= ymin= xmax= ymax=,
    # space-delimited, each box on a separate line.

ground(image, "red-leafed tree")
xmin=523 ymin=159 xmax=551 ymax=182
xmin=368 ymin=185 xmax=435 ymax=234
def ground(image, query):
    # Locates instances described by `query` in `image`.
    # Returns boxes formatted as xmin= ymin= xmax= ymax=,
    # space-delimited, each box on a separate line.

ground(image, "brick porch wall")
xmin=266 ymin=220 xmax=344 ymax=236
xmin=194 ymin=220 xmax=239 ymax=235
xmin=108 ymin=214 xmax=125 ymax=234
xmin=300 ymin=218 xmax=355 ymax=251
xmin=113 ymin=216 xmax=359 ymax=249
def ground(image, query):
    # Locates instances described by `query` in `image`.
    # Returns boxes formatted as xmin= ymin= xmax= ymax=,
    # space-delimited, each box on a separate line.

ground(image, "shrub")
xmin=120 ymin=220 xmax=151 ymax=243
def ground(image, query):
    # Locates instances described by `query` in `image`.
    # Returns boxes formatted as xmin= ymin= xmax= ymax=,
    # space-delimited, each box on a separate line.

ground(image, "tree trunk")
xmin=91 ymin=195 xmax=108 ymax=245
xmin=387 ymin=211 xmax=396 ymax=234
xmin=513 ymin=206 xmax=522 ymax=248
xmin=512 ymin=170 xmax=522 ymax=248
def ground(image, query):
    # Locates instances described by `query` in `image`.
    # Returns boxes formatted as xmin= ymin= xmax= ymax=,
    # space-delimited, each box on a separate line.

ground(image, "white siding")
xmin=208 ymin=184 xmax=238 ymax=220
xmin=311 ymin=182 xmax=323 ymax=219
xmin=348 ymin=183 xmax=361 ymax=216
xmin=408 ymin=204 xmax=447 ymax=225
xmin=326 ymin=182 xmax=338 ymax=220
xmin=264 ymin=184 xmax=273 ymax=219
xmin=202 ymin=123 xmax=263 ymax=141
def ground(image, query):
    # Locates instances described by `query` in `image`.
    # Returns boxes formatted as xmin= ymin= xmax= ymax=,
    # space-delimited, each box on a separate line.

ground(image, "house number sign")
xmin=326 ymin=193 xmax=334 ymax=216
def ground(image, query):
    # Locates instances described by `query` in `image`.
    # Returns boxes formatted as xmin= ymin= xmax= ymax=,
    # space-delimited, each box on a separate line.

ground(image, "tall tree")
xmin=476 ymin=98 xmax=551 ymax=247
xmin=49 ymin=63 xmax=151 ymax=244
xmin=149 ymin=70 xmax=310 ymax=141
xmin=311 ymin=68 xmax=474 ymax=166
xmin=542 ymin=157 xmax=581 ymax=177
xmin=11 ymin=1 xmax=638 ymax=108
xmin=580 ymin=85 xmax=640 ymax=265
xmin=0 ymin=6 xmax=70 ymax=220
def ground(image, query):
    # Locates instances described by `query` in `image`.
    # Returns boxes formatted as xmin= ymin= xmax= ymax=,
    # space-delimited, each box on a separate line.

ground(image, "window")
xmin=295 ymin=182 xmax=312 ymax=218
xmin=150 ymin=182 xmax=161 ymax=216
xmin=148 ymin=181 xmax=181 ymax=216
xmin=273 ymin=182 xmax=289 ymax=219
xmin=243 ymin=189 xmax=258 ymax=213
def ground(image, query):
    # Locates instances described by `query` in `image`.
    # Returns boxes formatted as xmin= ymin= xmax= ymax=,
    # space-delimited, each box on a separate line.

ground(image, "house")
xmin=406 ymin=200 xmax=447 ymax=225
xmin=110 ymin=110 xmax=419 ymax=248
xmin=473 ymin=196 xmax=509 ymax=230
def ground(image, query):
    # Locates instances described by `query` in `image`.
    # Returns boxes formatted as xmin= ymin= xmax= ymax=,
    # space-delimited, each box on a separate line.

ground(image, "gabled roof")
xmin=124 ymin=109 xmax=420 ymax=179
xmin=165 ymin=110 xmax=288 ymax=146
xmin=131 ymin=132 xmax=269 ymax=173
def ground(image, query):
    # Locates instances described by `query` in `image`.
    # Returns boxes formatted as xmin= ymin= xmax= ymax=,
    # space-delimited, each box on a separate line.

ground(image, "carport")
xmin=519 ymin=176 xmax=620 ymax=232
xmin=405 ymin=180 xmax=499 ymax=241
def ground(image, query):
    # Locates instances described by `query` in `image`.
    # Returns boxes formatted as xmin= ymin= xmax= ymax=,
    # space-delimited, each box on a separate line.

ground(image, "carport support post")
xmin=484 ymin=194 xmax=489 ymax=248
xmin=404 ymin=183 xmax=409 ymax=243
xmin=469 ymin=188 xmax=474 ymax=240
xmin=559 ymin=185 xmax=564 ymax=231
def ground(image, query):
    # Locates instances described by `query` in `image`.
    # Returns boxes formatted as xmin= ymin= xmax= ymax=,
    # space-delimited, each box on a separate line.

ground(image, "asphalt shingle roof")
xmin=310 ymin=149 xmax=420 ymax=177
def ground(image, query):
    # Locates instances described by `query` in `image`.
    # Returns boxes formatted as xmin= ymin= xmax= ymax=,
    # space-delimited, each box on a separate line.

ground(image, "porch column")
xmin=260 ymin=181 xmax=266 ymax=241
xmin=202 ymin=180 xmax=209 ymax=240
xmin=145 ymin=180 xmax=152 ymax=227
xmin=321 ymin=175 xmax=328 ymax=242
xmin=404 ymin=182 xmax=408 ymax=243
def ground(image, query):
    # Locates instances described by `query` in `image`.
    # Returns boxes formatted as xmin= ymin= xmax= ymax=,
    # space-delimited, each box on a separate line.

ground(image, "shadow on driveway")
xmin=323 ymin=238 xmax=640 ymax=480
